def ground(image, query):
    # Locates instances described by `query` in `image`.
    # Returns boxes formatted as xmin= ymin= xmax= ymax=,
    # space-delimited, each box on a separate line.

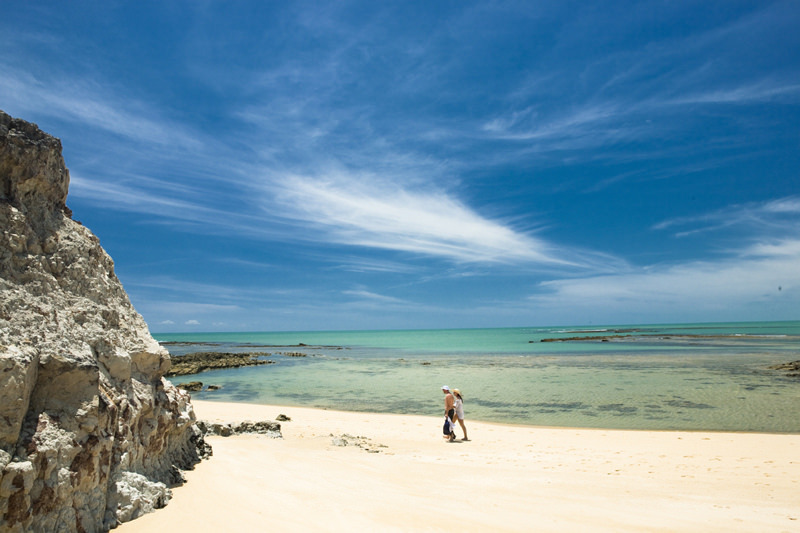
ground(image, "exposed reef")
xmin=538 ymin=333 xmax=800 ymax=343
xmin=196 ymin=420 xmax=282 ymax=439
xmin=768 ymin=360 xmax=800 ymax=379
xmin=165 ymin=352 xmax=275 ymax=377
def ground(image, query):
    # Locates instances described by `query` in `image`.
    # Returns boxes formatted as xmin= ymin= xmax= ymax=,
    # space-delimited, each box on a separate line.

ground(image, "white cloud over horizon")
xmin=530 ymin=239 xmax=800 ymax=323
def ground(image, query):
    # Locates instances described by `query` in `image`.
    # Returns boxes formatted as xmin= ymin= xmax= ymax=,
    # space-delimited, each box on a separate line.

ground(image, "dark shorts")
xmin=443 ymin=409 xmax=455 ymax=435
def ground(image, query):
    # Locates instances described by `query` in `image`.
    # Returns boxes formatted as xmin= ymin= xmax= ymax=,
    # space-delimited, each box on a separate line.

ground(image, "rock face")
xmin=0 ymin=111 xmax=208 ymax=532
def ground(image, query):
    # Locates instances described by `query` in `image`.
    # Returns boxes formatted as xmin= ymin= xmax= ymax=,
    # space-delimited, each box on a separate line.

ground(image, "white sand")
xmin=118 ymin=400 xmax=799 ymax=532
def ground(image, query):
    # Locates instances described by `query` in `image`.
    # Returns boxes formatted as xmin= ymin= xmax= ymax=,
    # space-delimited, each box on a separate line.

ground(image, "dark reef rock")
xmin=166 ymin=351 xmax=275 ymax=377
xmin=176 ymin=381 xmax=203 ymax=392
xmin=196 ymin=420 xmax=282 ymax=439
xmin=768 ymin=360 xmax=800 ymax=379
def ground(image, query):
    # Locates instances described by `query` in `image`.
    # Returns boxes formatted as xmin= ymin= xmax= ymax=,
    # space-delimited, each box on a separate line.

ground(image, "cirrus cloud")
xmin=529 ymin=239 xmax=800 ymax=323
xmin=268 ymin=172 xmax=575 ymax=267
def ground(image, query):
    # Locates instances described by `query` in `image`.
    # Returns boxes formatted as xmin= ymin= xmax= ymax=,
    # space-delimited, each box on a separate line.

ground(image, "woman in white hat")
xmin=452 ymin=389 xmax=468 ymax=441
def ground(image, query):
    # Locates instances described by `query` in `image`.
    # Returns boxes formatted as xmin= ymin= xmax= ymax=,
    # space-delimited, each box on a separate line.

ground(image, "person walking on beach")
xmin=442 ymin=385 xmax=456 ymax=442
xmin=452 ymin=388 xmax=468 ymax=441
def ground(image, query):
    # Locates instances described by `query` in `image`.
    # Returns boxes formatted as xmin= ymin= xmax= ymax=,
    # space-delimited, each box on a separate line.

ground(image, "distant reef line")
xmin=536 ymin=333 xmax=799 ymax=343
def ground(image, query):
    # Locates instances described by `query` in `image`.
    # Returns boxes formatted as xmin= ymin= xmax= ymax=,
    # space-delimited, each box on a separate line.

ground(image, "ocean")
xmin=155 ymin=321 xmax=800 ymax=433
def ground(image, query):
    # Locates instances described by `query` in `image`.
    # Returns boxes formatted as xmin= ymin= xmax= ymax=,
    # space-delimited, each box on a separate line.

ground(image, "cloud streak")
xmin=530 ymin=239 xmax=800 ymax=323
xmin=475 ymin=3 xmax=800 ymax=166
xmin=654 ymin=196 xmax=800 ymax=238
xmin=268 ymin=172 xmax=574 ymax=266
xmin=0 ymin=64 xmax=202 ymax=149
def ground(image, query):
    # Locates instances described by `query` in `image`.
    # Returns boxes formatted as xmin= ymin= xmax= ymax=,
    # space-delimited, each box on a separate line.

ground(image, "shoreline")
xmin=189 ymin=397 xmax=800 ymax=436
xmin=117 ymin=400 xmax=800 ymax=532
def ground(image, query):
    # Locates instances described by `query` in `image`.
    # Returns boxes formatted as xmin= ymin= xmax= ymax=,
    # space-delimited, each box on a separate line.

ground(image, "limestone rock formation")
xmin=0 ymin=111 xmax=208 ymax=532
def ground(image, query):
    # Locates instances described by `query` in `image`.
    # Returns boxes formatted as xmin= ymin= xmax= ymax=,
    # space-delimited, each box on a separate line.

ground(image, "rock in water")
xmin=0 ymin=111 xmax=208 ymax=532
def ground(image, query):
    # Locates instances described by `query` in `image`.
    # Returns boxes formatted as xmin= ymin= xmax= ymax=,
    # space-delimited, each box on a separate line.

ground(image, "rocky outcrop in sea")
xmin=0 ymin=111 xmax=209 ymax=532
xmin=165 ymin=351 xmax=275 ymax=377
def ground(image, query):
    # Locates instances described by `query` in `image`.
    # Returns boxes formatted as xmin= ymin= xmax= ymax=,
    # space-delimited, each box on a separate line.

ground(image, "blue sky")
xmin=2 ymin=1 xmax=799 ymax=332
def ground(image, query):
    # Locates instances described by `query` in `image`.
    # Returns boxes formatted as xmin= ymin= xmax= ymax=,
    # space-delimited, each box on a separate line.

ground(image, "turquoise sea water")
xmin=156 ymin=321 xmax=800 ymax=433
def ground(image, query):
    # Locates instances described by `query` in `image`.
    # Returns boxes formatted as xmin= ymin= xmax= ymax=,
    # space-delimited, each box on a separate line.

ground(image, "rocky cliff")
xmin=0 ymin=111 xmax=207 ymax=532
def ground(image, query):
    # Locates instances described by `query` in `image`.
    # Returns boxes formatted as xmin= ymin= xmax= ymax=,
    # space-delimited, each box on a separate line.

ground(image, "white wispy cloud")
xmin=128 ymin=277 xmax=265 ymax=306
xmin=328 ymin=256 xmax=422 ymax=274
xmin=1 ymin=62 xmax=267 ymax=235
xmin=68 ymin=172 xmax=291 ymax=242
xmin=530 ymin=238 xmax=800 ymax=321
xmin=69 ymin=174 xmax=214 ymax=218
xmin=763 ymin=197 xmax=800 ymax=214
xmin=0 ymin=64 xmax=202 ymax=149
xmin=742 ymin=239 xmax=800 ymax=258
xmin=268 ymin=172 xmax=572 ymax=266
xmin=138 ymin=300 xmax=243 ymax=315
xmin=482 ymin=103 xmax=622 ymax=142
xmin=342 ymin=289 xmax=412 ymax=306
xmin=479 ymin=75 xmax=800 ymax=156
xmin=654 ymin=196 xmax=800 ymax=238
xmin=134 ymin=300 xmax=245 ymax=328
xmin=477 ymin=2 xmax=800 ymax=162
xmin=522 ymin=198 xmax=799 ymax=322
xmin=667 ymin=81 xmax=800 ymax=106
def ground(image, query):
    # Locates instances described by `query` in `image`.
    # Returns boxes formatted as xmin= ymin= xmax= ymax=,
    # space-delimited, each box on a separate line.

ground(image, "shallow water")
xmin=157 ymin=321 xmax=800 ymax=432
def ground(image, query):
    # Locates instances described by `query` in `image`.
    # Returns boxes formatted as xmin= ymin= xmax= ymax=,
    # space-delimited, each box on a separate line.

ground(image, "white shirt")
xmin=454 ymin=397 xmax=464 ymax=419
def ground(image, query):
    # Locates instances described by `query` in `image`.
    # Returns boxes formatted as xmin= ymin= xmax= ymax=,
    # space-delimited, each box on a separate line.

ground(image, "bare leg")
xmin=458 ymin=418 xmax=468 ymax=440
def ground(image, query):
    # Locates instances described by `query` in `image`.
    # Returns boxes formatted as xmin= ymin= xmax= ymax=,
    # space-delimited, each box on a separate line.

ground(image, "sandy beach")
xmin=117 ymin=400 xmax=799 ymax=532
